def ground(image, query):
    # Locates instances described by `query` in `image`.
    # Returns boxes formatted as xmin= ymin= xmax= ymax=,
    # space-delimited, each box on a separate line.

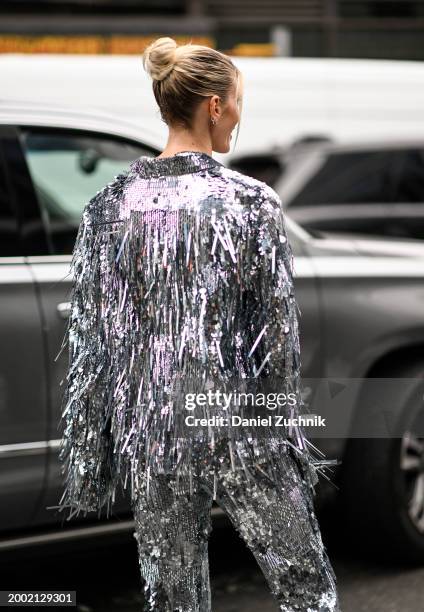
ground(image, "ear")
xmin=209 ymin=94 xmax=221 ymax=118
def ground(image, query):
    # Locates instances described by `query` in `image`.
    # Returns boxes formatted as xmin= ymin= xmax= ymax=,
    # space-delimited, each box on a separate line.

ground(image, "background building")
xmin=1 ymin=0 xmax=424 ymax=59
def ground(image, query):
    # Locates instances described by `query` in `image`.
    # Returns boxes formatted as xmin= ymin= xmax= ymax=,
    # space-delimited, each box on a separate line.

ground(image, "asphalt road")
xmin=1 ymin=518 xmax=423 ymax=612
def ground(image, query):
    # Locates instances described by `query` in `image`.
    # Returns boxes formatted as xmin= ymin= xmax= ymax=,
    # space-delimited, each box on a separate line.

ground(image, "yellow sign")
xmin=0 ymin=35 xmax=277 ymax=56
xmin=0 ymin=35 xmax=215 ymax=54
xmin=226 ymin=43 xmax=277 ymax=56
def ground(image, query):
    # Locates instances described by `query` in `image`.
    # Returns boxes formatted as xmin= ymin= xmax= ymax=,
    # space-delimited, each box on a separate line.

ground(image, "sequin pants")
xmin=131 ymin=447 xmax=341 ymax=612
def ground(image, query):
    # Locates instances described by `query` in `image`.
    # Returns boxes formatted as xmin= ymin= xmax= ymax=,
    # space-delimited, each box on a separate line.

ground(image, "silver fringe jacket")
xmin=54 ymin=151 xmax=336 ymax=521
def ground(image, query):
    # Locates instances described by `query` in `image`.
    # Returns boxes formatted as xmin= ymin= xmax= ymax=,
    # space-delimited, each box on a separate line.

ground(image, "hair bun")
xmin=142 ymin=37 xmax=178 ymax=82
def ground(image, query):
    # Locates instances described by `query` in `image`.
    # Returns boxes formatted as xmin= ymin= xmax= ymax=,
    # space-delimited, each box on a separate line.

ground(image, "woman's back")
xmin=57 ymin=150 xmax=323 ymax=519
xmin=52 ymin=36 xmax=341 ymax=612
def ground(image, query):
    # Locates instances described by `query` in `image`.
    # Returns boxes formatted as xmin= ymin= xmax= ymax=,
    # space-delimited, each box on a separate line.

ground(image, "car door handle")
xmin=57 ymin=302 xmax=71 ymax=319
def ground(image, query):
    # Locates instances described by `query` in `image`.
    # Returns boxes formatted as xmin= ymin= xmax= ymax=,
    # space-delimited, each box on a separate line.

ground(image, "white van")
xmin=1 ymin=53 xmax=424 ymax=163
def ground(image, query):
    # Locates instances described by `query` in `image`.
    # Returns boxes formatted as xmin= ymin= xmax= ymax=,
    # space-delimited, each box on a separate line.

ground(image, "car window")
xmin=289 ymin=150 xmax=405 ymax=207
xmin=394 ymin=149 xmax=424 ymax=203
xmin=0 ymin=144 xmax=21 ymax=256
xmin=19 ymin=128 xmax=155 ymax=255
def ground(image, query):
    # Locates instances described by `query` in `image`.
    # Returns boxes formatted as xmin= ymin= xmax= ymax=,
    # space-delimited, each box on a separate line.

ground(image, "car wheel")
xmin=339 ymin=361 xmax=424 ymax=563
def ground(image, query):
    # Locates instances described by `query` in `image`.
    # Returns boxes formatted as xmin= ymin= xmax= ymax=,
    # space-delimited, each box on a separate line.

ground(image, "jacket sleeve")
xmin=55 ymin=196 xmax=115 ymax=519
xmin=246 ymin=184 xmax=320 ymax=493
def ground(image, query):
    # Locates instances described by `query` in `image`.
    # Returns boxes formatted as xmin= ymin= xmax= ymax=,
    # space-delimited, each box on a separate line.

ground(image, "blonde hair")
xmin=142 ymin=37 xmax=243 ymax=150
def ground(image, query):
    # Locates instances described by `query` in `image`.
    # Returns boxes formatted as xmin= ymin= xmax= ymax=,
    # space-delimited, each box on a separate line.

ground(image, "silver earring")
xmin=211 ymin=118 xmax=217 ymax=125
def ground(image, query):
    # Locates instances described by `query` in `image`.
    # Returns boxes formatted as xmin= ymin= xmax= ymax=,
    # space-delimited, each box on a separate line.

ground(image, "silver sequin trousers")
xmin=130 ymin=445 xmax=341 ymax=612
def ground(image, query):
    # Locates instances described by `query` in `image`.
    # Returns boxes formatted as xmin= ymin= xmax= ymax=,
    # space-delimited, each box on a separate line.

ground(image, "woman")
xmin=53 ymin=37 xmax=341 ymax=611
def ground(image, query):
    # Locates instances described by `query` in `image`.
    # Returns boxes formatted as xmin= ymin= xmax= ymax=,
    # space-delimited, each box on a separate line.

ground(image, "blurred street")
xmin=2 ymin=516 xmax=424 ymax=612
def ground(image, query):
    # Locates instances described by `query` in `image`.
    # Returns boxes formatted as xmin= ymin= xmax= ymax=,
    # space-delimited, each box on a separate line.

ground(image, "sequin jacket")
xmin=54 ymin=151 xmax=334 ymax=521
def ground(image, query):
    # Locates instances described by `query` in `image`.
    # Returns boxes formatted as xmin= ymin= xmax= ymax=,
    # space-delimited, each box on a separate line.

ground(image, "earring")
xmin=211 ymin=117 xmax=217 ymax=125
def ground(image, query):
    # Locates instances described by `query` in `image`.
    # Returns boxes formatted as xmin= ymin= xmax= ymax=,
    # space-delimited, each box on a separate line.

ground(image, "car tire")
xmin=339 ymin=361 xmax=424 ymax=563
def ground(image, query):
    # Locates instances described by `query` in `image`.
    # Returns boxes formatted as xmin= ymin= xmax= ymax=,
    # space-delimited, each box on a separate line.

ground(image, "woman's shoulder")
xmin=84 ymin=169 xmax=131 ymax=223
xmin=219 ymin=165 xmax=281 ymax=204
xmin=217 ymin=165 xmax=283 ymax=223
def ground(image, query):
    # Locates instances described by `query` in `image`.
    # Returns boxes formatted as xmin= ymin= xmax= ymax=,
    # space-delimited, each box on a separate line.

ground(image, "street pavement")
xmin=1 ymin=518 xmax=424 ymax=612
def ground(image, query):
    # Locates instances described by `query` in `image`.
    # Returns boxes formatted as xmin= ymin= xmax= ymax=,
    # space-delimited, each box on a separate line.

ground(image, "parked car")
xmin=236 ymin=139 xmax=424 ymax=241
xmin=1 ymin=100 xmax=424 ymax=564
xmin=0 ymin=99 xmax=159 ymax=536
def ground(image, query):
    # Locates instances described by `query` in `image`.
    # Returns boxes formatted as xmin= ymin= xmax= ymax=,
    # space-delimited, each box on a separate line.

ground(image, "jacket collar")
xmin=130 ymin=150 xmax=224 ymax=178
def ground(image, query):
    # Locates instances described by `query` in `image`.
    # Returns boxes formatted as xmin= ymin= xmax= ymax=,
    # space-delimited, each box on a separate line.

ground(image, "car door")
xmin=285 ymin=225 xmax=323 ymax=375
xmin=18 ymin=125 xmax=157 ymax=524
xmin=0 ymin=126 xmax=50 ymax=531
xmin=284 ymin=224 xmax=342 ymax=471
